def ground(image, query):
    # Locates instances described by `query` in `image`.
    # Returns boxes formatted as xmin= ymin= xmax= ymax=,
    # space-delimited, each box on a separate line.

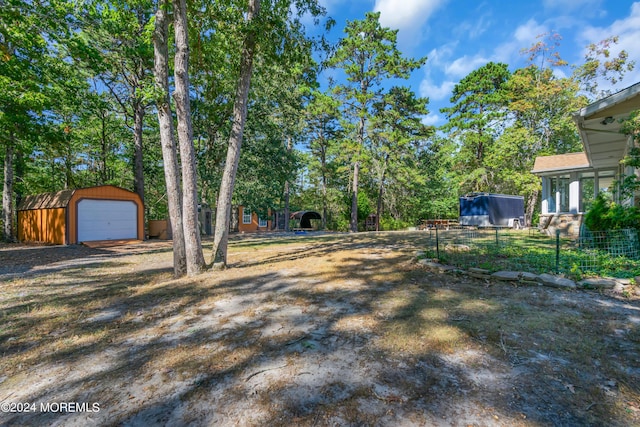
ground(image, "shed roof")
xmin=290 ymin=211 xmax=322 ymax=220
xmin=18 ymin=189 xmax=75 ymax=210
xmin=531 ymin=152 xmax=590 ymax=174
xmin=290 ymin=210 xmax=322 ymax=229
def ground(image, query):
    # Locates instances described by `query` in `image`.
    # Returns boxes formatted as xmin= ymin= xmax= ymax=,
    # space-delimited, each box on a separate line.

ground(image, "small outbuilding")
xmin=17 ymin=185 xmax=144 ymax=245
xmin=290 ymin=211 xmax=322 ymax=230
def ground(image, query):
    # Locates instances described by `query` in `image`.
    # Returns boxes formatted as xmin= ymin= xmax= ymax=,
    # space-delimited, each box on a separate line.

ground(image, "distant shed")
xmin=290 ymin=211 xmax=322 ymax=229
xmin=17 ymin=185 xmax=144 ymax=245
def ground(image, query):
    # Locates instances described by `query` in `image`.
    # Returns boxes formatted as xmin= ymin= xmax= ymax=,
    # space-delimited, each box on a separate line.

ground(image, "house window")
xmin=558 ymin=175 xmax=570 ymax=213
xmin=546 ymin=177 xmax=555 ymax=213
xmin=242 ymin=207 xmax=252 ymax=224
xmin=580 ymin=172 xmax=595 ymax=213
xmin=258 ymin=217 xmax=267 ymax=228
xmin=598 ymin=170 xmax=615 ymax=195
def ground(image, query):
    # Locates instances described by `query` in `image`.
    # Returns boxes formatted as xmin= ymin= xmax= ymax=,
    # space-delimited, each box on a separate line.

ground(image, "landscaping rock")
xmin=467 ymin=267 xmax=491 ymax=279
xmin=491 ymin=271 xmax=521 ymax=281
xmin=467 ymin=268 xmax=491 ymax=279
xmin=418 ymin=260 xmax=457 ymax=273
xmin=578 ymin=278 xmax=617 ymax=290
xmin=519 ymin=272 xmax=540 ymax=285
xmin=613 ymin=283 xmax=625 ymax=294
xmin=537 ymin=273 xmax=576 ymax=289
xmin=437 ymin=264 xmax=458 ymax=273
xmin=418 ymin=259 xmax=441 ymax=269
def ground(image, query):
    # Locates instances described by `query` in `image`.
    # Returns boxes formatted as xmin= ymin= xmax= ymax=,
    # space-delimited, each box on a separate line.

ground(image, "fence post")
xmin=495 ymin=228 xmax=499 ymax=246
xmin=436 ymin=226 xmax=440 ymax=260
xmin=555 ymin=230 xmax=560 ymax=274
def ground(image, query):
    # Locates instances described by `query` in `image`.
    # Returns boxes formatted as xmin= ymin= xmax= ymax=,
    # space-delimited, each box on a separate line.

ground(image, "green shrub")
xmin=380 ymin=216 xmax=411 ymax=231
xmin=584 ymin=193 xmax=640 ymax=231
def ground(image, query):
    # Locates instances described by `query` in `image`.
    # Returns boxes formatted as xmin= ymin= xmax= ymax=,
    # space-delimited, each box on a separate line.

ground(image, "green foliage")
xmin=428 ymin=229 xmax=640 ymax=279
xmin=354 ymin=190 xmax=372 ymax=229
xmin=327 ymin=12 xmax=426 ymax=231
xmin=380 ymin=216 xmax=410 ymax=231
xmin=584 ymin=111 xmax=640 ymax=233
xmin=584 ymin=193 xmax=640 ymax=231
xmin=573 ymin=36 xmax=636 ymax=99
xmin=440 ymin=62 xmax=511 ymax=194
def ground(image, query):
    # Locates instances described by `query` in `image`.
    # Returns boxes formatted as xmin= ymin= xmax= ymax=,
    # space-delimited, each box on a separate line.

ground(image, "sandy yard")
xmin=0 ymin=231 xmax=639 ymax=426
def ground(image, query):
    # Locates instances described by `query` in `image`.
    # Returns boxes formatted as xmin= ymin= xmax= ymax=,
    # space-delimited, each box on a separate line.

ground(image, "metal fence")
xmin=424 ymin=226 xmax=640 ymax=278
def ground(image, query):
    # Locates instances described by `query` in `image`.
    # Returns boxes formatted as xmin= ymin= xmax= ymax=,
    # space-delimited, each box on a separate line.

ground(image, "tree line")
xmin=1 ymin=2 xmax=634 ymax=277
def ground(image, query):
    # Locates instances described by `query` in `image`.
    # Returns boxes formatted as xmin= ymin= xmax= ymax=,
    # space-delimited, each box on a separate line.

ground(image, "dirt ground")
xmin=1 ymin=231 xmax=639 ymax=426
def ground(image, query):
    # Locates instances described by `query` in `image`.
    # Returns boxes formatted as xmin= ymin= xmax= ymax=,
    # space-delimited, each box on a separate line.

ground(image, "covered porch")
xmin=532 ymin=82 xmax=640 ymax=236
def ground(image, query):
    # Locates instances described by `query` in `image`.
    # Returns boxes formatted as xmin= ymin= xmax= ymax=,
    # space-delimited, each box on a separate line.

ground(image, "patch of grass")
xmin=427 ymin=228 xmax=640 ymax=278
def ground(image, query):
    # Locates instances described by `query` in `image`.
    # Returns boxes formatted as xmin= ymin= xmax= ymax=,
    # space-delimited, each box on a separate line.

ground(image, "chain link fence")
xmin=424 ymin=226 xmax=640 ymax=279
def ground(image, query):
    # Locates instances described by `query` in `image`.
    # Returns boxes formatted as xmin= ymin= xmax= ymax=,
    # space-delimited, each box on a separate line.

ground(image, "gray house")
xmin=532 ymin=82 xmax=640 ymax=236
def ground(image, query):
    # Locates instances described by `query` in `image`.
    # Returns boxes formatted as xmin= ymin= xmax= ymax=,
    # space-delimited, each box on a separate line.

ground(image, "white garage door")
xmin=77 ymin=199 xmax=138 ymax=242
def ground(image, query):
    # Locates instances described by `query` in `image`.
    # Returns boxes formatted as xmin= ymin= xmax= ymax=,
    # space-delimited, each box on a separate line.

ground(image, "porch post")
xmin=569 ymin=172 xmax=580 ymax=214
xmin=555 ymin=175 xmax=561 ymax=214
xmin=541 ymin=176 xmax=549 ymax=214
xmin=594 ymin=170 xmax=599 ymax=199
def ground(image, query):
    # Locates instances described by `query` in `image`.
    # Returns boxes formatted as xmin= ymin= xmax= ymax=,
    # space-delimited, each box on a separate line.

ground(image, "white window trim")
xmin=242 ymin=207 xmax=252 ymax=224
xmin=258 ymin=217 xmax=267 ymax=227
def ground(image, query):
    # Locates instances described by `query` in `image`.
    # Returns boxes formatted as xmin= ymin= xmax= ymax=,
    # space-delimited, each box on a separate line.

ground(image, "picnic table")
xmin=418 ymin=219 xmax=458 ymax=230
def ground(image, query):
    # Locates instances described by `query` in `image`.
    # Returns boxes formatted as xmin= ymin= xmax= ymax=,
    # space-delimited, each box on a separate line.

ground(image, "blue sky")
xmin=314 ymin=0 xmax=640 ymax=127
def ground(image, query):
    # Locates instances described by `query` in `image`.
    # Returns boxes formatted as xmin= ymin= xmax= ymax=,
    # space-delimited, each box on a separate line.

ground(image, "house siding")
xmin=17 ymin=207 xmax=67 ymax=244
xmin=237 ymin=206 xmax=272 ymax=233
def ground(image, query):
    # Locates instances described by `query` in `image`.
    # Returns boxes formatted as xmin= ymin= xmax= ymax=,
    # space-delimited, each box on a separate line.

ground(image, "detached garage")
xmin=17 ymin=185 xmax=144 ymax=245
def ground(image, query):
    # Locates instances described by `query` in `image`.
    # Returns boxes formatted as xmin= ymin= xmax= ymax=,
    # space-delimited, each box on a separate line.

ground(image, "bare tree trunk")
xmin=350 ymin=160 xmax=359 ymax=232
xmin=3 ymin=139 xmax=14 ymax=242
xmin=320 ymin=144 xmax=327 ymax=230
xmin=173 ymin=0 xmax=206 ymax=275
xmin=100 ymin=110 xmax=108 ymax=183
xmin=375 ymin=154 xmax=389 ymax=232
xmin=350 ymin=114 xmax=366 ymax=233
xmin=283 ymin=136 xmax=293 ymax=232
xmin=153 ymin=0 xmax=187 ymax=277
xmin=526 ymin=189 xmax=539 ymax=228
xmin=133 ymin=100 xmax=145 ymax=208
xmin=283 ymin=181 xmax=290 ymax=232
xmin=375 ymin=175 xmax=385 ymax=232
xmin=211 ymin=0 xmax=260 ymax=268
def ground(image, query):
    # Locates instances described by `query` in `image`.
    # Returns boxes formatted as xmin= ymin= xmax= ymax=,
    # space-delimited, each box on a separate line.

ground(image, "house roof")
xmin=573 ymin=81 xmax=640 ymax=169
xmin=18 ymin=189 xmax=75 ymax=210
xmin=531 ymin=152 xmax=590 ymax=174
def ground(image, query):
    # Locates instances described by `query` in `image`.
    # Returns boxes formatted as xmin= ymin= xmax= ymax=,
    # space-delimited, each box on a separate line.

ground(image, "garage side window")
xmin=242 ymin=207 xmax=252 ymax=224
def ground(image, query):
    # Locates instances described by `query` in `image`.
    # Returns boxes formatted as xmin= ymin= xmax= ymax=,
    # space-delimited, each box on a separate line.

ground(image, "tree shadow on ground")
xmin=0 ymin=232 xmax=638 ymax=426
xmin=0 ymin=240 xmax=173 ymax=279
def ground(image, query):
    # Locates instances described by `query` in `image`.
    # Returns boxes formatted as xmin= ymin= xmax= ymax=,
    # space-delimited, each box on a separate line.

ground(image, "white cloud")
xmin=422 ymin=113 xmax=443 ymax=126
xmin=454 ymin=15 xmax=491 ymax=40
xmin=434 ymin=20 xmax=548 ymax=83
xmin=445 ymin=55 xmax=491 ymax=78
xmin=373 ymin=0 xmax=447 ymax=33
xmin=514 ymin=19 xmax=549 ymax=44
xmin=425 ymin=45 xmax=457 ymax=67
xmin=419 ymin=78 xmax=455 ymax=101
